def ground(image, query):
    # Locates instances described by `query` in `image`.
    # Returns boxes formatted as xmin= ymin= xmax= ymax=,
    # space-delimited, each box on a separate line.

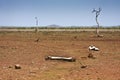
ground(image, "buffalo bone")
xmin=45 ymin=56 xmax=76 ymax=62
xmin=89 ymin=45 xmax=99 ymax=51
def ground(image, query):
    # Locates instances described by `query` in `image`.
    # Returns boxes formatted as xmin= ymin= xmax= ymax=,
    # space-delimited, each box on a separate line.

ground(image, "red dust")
xmin=0 ymin=31 xmax=120 ymax=80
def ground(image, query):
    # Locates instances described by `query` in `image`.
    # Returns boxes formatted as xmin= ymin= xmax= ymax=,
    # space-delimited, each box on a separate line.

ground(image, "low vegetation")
xmin=0 ymin=30 xmax=120 ymax=80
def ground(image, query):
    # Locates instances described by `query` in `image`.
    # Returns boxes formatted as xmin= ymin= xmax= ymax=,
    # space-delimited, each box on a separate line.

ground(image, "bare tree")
xmin=35 ymin=17 xmax=38 ymax=32
xmin=92 ymin=8 xmax=102 ymax=37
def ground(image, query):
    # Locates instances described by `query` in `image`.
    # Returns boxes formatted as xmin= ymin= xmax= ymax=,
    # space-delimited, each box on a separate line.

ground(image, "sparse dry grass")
xmin=0 ymin=31 xmax=120 ymax=80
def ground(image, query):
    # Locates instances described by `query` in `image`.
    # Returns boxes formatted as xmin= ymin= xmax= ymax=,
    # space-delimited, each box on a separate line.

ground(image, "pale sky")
xmin=0 ymin=0 xmax=120 ymax=27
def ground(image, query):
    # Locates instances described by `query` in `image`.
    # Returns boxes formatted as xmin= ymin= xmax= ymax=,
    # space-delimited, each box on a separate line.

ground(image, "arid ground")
xmin=0 ymin=31 xmax=120 ymax=80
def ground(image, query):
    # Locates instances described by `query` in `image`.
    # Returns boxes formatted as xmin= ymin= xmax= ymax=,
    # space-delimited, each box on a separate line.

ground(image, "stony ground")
xmin=0 ymin=31 xmax=120 ymax=80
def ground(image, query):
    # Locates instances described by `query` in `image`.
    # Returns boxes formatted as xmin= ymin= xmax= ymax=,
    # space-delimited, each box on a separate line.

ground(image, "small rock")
xmin=35 ymin=38 xmax=40 ymax=42
xmin=81 ymin=65 xmax=87 ymax=68
xmin=88 ymin=53 xmax=96 ymax=59
xmin=8 ymin=66 xmax=12 ymax=68
xmin=15 ymin=64 xmax=21 ymax=69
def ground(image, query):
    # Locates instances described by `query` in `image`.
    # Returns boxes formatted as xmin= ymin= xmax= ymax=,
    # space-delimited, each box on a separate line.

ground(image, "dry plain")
xmin=0 ymin=30 xmax=120 ymax=80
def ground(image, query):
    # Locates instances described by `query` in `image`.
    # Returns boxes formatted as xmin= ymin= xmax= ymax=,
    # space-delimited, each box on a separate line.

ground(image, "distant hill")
xmin=47 ymin=24 xmax=61 ymax=28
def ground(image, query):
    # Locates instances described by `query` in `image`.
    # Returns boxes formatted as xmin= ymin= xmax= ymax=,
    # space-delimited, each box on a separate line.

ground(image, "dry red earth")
xmin=0 ymin=31 xmax=120 ymax=80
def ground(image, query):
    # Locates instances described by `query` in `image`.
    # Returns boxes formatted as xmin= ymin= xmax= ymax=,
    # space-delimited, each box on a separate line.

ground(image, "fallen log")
xmin=45 ymin=56 xmax=76 ymax=62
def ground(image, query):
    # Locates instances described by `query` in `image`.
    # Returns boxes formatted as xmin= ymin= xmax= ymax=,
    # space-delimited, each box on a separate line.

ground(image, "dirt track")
xmin=0 ymin=31 xmax=120 ymax=80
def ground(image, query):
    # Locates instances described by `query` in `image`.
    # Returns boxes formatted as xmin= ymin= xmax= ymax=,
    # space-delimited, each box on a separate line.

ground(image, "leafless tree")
xmin=35 ymin=17 xmax=38 ymax=32
xmin=92 ymin=8 xmax=102 ymax=37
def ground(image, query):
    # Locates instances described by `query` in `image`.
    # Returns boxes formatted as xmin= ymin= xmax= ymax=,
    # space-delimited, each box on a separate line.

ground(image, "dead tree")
xmin=35 ymin=17 xmax=38 ymax=33
xmin=92 ymin=8 xmax=102 ymax=37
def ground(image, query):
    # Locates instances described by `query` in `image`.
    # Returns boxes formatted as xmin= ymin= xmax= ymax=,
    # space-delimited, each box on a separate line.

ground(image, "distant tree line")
xmin=0 ymin=26 xmax=120 ymax=29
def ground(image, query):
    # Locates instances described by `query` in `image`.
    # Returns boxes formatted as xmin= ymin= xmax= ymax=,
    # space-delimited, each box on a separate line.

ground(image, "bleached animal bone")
xmin=45 ymin=56 xmax=76 ymax=62
xmin=89 ymin=45 xmax=99 ymax=51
